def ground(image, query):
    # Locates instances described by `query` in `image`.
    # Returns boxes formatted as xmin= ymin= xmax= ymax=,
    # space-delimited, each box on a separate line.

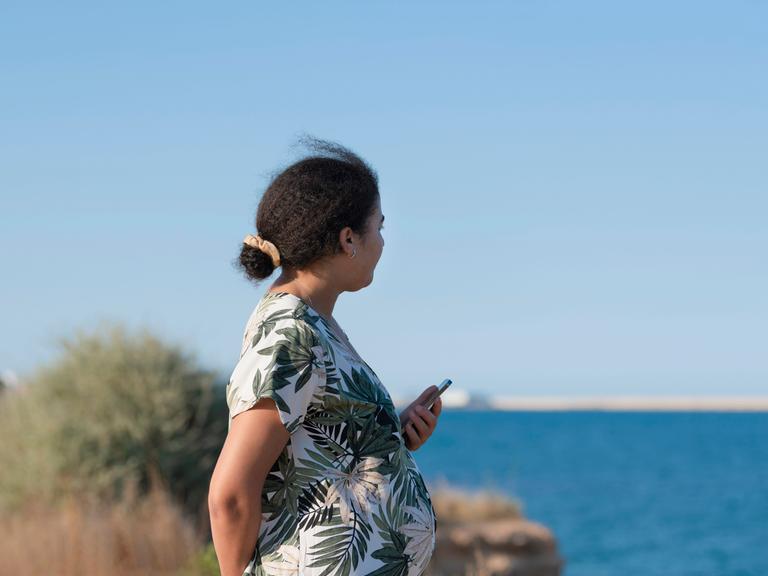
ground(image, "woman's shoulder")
xmin=240 ymin=293 xmax=328 ymax=359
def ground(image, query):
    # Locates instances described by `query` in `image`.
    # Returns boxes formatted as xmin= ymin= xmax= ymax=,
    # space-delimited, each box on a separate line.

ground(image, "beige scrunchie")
xmin=243 ymin=234 xmax=281 ymax=267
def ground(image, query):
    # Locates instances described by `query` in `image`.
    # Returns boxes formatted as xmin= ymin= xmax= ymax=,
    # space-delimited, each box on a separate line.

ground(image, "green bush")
xmin=0 ymin=321 xmax=229 ymax=523
xmin=179 ymin=541 xmax=221 ymax=576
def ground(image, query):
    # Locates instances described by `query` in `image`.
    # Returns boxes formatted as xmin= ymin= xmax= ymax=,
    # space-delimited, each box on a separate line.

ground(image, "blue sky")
xmin=2 ymin=1 xmax=766 ymax=398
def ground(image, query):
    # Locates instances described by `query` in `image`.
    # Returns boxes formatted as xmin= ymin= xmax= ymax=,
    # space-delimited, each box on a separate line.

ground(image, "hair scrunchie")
xmin=243 ymin=234 xmax=281 ymax=267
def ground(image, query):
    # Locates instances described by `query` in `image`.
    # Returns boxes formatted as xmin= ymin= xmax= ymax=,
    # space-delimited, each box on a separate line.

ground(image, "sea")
xmin=414 ymin=410 xmax=768 ymax=576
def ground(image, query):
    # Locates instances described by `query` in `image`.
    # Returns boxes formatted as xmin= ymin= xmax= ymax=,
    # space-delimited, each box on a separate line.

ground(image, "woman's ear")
xmin=338 ymin=226 xmax=356 ymax=254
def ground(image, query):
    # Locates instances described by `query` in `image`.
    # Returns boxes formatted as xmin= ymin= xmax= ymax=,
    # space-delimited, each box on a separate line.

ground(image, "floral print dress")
xmin=226 ymin=291 xmax=437 ymax=576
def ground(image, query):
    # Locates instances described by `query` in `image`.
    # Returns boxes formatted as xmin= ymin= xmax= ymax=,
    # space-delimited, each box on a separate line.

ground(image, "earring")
xmin=351 ymin=248 xmax=357 ymax=258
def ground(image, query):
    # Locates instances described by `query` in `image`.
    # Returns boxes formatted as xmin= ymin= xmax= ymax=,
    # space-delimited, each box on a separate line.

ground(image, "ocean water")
xmin=414 ymin=410 xmax=768 ymax=576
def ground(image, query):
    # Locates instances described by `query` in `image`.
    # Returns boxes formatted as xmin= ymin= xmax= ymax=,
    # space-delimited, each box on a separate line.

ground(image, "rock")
xmin=427 ymin=518 xmax=564 ymax=576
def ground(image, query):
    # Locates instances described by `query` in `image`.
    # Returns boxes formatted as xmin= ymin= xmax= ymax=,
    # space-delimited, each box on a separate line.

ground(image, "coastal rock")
xmin=427 ymin=518 xmax=563 ymax=576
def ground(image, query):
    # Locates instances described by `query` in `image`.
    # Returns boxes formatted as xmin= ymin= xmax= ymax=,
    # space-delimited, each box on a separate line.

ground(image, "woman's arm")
xmin=208 ymin=397 xmax=290 ymax=576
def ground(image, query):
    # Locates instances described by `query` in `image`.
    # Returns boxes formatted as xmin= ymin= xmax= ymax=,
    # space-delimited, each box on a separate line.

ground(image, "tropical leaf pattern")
xmin=226 ymin=291 xmax=437 ymax=576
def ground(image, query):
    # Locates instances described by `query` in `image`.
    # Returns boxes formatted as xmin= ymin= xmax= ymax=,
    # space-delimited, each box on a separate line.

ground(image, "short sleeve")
xmin=226 ymin=318 xmax=326 ymax=435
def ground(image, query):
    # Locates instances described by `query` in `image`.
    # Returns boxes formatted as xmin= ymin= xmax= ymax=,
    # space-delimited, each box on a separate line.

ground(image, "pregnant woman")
xmin=208 ymin=137 xmax=443 ymax=576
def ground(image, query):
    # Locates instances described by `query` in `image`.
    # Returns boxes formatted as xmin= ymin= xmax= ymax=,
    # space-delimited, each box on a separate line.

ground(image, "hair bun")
xmin=243 ymin=234 xmax=281 ymax=267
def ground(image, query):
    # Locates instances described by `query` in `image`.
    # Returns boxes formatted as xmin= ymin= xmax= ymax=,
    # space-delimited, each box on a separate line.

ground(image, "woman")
xmin=208 ymin=137 xmax=443 ymax=576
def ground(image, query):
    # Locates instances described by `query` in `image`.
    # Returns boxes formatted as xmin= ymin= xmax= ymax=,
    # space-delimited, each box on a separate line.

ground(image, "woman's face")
xmin=352 ymin=198 xmax=385 ymax=288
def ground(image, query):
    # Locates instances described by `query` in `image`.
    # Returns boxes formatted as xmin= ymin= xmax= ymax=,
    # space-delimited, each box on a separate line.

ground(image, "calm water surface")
xmin=414 ymin=410 xmax=768 ymax=576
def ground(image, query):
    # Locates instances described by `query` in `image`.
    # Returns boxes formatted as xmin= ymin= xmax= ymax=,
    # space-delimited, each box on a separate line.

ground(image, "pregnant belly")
xmin=297 ymin=449 xmax=437 ymax=576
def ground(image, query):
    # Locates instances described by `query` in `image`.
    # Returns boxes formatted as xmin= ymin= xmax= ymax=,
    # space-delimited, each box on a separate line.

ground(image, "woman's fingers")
xmin=419 ymin=385 xmax=439 ymax=405
xmin=410 ymin=409 xmax=432 ymax=438
xmin=404 ymin=421 xmax=420 ymax=449
xmin=415 ymin=404 xmax=436 ymax=426
xmin=402 ymin=396 xmax=443 ymax=451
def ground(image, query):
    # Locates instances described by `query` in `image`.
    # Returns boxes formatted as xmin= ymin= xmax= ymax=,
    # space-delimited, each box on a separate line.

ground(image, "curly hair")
xmin=235 ymin=136 xmax=380 ymax=283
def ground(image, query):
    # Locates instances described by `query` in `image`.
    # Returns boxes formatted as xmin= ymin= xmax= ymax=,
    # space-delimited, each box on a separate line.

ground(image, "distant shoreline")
xmin=491 ymin=396 xmax=768 ymax=412
xmin=392 ymin=395 xmax=768 ymax=412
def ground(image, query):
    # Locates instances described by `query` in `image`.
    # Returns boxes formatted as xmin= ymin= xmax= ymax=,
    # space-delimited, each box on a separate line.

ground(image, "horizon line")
xmin=392 ymin=394 xmax=768 ymax=412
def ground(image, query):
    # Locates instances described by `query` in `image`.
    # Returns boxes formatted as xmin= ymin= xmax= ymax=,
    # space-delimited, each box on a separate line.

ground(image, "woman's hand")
xmin=398 ymin=386 xmax=443 ymax=451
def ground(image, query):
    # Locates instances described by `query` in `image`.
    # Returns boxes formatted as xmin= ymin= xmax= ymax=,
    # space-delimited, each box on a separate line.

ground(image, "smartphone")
xmin=400 ymin=378 xmax=452 ymax=436
xmin=420 ymin=378 xmax=452 ymax=411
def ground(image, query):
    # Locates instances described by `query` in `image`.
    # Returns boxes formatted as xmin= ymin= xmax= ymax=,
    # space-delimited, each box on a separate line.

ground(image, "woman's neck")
xmin=269 ymin=272 xmax=338 ymax=319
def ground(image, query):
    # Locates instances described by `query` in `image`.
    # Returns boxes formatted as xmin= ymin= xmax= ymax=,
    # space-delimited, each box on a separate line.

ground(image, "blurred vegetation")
xmin=180 ymin=542 xmax=221 ymax=576
xmin=429 ymin=483 xmax=522 ymax=522
xmin=0 ymin=476 xmax=202 ymax=576
xmin=0 ymin=321 xmax=229 ymax=531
